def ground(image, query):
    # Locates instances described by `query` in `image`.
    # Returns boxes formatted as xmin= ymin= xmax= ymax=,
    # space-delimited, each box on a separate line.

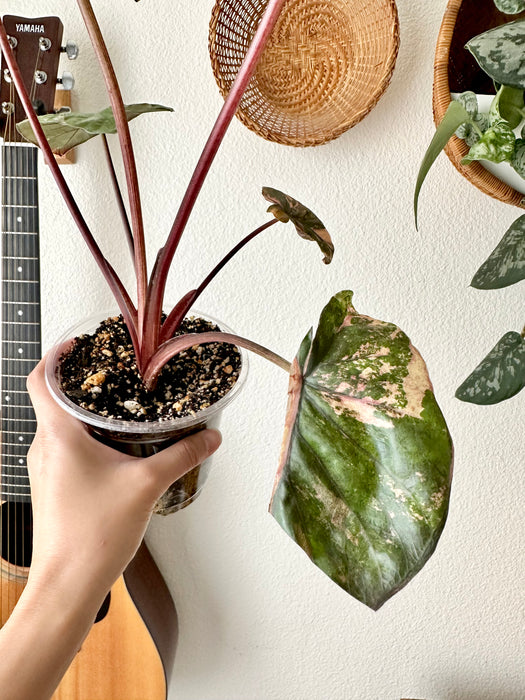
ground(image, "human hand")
xmin=26 ymin=356 xmax=222 ymax=602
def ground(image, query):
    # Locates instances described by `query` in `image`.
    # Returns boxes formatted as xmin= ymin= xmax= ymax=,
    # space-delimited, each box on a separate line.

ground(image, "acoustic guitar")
xmin=0 ymin=16 xmax=177 ymax=699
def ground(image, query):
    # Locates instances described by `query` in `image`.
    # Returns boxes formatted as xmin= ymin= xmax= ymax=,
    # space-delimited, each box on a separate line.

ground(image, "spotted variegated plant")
xmin=271 ymin=292 xmax=453 ymax=609
xmin=415 ymin=0 xmax=525 ymax=405
xmin=1 ymin=1 xmax=453 ymax=607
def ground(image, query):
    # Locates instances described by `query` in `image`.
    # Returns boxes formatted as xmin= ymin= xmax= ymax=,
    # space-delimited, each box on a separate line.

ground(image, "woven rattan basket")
xmin=433 ymin=0 xmax=525 ymax=208
xmin=209 ymin=0 xmax=400 ymax=147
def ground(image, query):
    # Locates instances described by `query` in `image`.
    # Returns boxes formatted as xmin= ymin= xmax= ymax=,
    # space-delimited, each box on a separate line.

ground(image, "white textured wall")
xmin=7 ymin=1 xmax=525 ymax=698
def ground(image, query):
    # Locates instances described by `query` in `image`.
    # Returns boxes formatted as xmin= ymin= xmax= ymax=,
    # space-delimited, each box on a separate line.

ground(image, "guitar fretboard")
xmin=1 ymin=144 xmax=41 ymax=503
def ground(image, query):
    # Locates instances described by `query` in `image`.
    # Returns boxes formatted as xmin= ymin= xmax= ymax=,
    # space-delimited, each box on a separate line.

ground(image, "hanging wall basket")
xmin=433 ymin=0 xmax=525 ymax=208
xmin=209 ymin=0 xmax=400 ymax=147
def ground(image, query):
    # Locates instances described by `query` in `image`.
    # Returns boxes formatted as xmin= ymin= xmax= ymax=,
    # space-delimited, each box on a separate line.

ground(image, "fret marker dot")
xmin=18 ymin=459 xmax=24 ymax=465
xmin=18 ymin=436 xmax=24 ymax=442
xmin=18 ymin=348 xmax=23 ymax=354
xmin=17 ymin=266 xmax=22 ymax=272
xmin=17 ymin=216 xmax=22 ymax=223
xmin=18 ymin=310 xmax=23 ymax=316
xmin=5 ymin=396 xmax=10 ymax=402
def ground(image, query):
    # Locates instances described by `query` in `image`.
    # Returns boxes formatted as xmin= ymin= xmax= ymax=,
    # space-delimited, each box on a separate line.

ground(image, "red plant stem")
xmin=0 ymin=18 xmax=139 ymax=351
xmin=142 ymin=0 xmax=286 ymax=364
xmin=160 ymin=218 xmax=279 ymax=343
xmin=101 ymin=134 xmax=135 ymax=263
xmin=77 ymin=0 xmax=148 ymax=339
xmin=143 ymin=332 xmax=291 ymax=389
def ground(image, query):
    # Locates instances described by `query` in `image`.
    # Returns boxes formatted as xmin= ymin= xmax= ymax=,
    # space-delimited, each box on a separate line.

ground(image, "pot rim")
xmin=45 ymin=308 xmax=249 ymax=435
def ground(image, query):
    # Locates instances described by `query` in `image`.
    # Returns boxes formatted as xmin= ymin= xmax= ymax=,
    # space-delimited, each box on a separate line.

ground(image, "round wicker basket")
xmin=209 ymin=0 xmax=400 ymax=147
xmin=433 ymin=0 xmax=525 ymax=208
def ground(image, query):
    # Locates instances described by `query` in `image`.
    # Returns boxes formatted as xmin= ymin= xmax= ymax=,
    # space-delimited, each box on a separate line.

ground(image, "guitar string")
xmin=2 ymin=48 xmax=40 ymax=607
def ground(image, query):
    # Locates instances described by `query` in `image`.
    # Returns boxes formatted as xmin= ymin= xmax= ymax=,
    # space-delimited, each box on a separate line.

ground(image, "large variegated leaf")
xmin=262 ymin=187 xmax=334 ymax=264
xmin=466 ymin=21 xmax=525 ymax=90
xmin=17 ymin=103 xmax=172 ymax=155
xmin=471 ymin=214 xmax=525 ymax=289
xmin=270 ymin=291 xmax=453 ymax=610
xmin=456 ymin=332 xmax=525 ymax=404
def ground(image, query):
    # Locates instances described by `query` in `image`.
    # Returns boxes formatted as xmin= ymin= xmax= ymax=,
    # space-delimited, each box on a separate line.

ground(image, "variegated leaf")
xmin=511 ymin=137 xmax=525 ymax=176
xmin=461 ymin=119 xmax=515 ymax=165
xmin=490 ymin=85 xmax=524 ymax=129
xmin=270 ymin=291 xmax=453 ymax=610
xmin=471 ymin=214 xmax=525 ymax=288
xmin=17 ymin=103 xmax=173 ymax=155
xmin=262 ymin=187 xmax=334 ymax=264
xmin=494 ymin=0 xmax=525 ymax=14
xmin=455 ymin=91 xmax=479 ymax=120
xmin=467 ymin=21 xmax=525 ymax=90
xmin=456 ymin=332 xmax=525 ymax=404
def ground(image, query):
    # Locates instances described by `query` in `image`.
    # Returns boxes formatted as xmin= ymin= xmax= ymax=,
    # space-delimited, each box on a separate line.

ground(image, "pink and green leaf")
xmin=270 ymin=291 xmax=453 ymax=610
xmin=262 ymin=187 xmax=334 ymax=264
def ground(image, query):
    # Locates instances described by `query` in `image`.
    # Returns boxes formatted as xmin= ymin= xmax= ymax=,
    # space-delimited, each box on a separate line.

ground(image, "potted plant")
xmin=416 ymin=0 xmax=525 ymax=406
xmin=0 ymin=0 xmax=453 ymax=611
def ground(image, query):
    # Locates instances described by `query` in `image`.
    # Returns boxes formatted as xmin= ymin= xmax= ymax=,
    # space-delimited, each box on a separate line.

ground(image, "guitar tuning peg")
xmin=57 ymin=72 xmax=75 ymax=91
xmin=61 ymin=40 xmax=79 ymax=61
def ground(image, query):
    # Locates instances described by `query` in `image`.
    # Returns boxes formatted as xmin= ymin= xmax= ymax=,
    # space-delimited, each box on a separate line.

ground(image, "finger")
xmin=143 ymin=429 xmax=222 ymax=494
xmin=26 ymin=354 xmax=85 ymax=432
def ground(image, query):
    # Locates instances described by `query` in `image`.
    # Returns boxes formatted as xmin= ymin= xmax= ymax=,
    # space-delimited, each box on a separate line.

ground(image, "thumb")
xmin=143 ymin=428 xmax=222 ymax=495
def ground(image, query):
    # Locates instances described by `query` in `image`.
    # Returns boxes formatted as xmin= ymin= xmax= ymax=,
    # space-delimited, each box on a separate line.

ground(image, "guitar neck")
xmin=1 ymin=143 xmax=41 ymax=504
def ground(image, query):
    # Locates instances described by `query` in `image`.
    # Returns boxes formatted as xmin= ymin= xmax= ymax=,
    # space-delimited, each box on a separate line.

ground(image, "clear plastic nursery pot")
xmin=45 ymin=310 xmax=248 ymax=515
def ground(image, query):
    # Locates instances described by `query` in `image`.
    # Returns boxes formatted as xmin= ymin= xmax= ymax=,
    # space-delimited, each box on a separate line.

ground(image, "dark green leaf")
xmin=456 ymin=332 xmax=525 ymax=404
xmin=494 ymin=0 xmax=525 ymax=14
xmin=467 ymin=21 xmax=525 ymax=90
xmin=414 ymin=100 xmax=471 ymax=227
xmin=471 ymin=214 xmax=525 ymax=288
xmin=262 ymin=187 xmax=334 ymax=264
xmin=491 ymin=85 xmax=524 ymax=129
xmin=271 ymin=291 xmax=453 ymax=610
xmin=16 ymin=103 xmax=173 ymax=155
xmin=510 ymin=137 xmax=525 ymax=176
xmin=461 ymin=119 xmax=515 ymax=165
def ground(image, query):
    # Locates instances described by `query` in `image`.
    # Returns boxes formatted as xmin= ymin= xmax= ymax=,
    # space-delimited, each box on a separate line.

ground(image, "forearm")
xmin=0 ymin=566 xmax=107 ymax=700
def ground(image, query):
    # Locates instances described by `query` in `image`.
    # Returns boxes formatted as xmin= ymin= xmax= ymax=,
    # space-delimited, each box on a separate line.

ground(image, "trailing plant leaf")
xmin=465 ymin=126 xmax=483 ymax=148
xmin=262 ymin=187 xmax=334 ymax=264
xmin=461 ymin=119 xmax=515 ymax=165
xmin=490 ymin=85 xmax=524 ymax=129
xmin=17 ymin=103 xmax=173 ymax=155
xmin=467 ymin=21 xmax=525 ymax=90
xmin=511 ymin=137 xmax=525 ymax=176
xmin=471 ymin=214 xmax=525 ymax=288
xmin=494 ymin=0 xmax=525 ymax=13
xmin=456 ymin=332 xmax=525 ymax=404
xmin=455 ymin=91 xmax=479 ymax=120
xmin=414 ymin=100 xmax=471 ymax=227
xmin=270 ymin=291 xmax=453 ymax=610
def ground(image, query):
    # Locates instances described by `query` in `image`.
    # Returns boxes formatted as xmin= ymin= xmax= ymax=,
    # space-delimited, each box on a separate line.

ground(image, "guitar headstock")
xmin=0 ymin=16 xmax=64 ymax=143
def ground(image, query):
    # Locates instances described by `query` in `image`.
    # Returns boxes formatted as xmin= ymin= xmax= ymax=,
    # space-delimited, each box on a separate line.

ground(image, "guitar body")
xmin=0 ymin=520 xmax=177 ymax=700
xmin=0 ymin=16 xmax=178 ymax=699
xmin=55 ymin=543 xmax=177 ymax=700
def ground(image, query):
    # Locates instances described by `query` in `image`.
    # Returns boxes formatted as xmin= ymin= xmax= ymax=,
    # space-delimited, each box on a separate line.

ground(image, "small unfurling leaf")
xmin=262 ymin=187 xmax=334 ymax=264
